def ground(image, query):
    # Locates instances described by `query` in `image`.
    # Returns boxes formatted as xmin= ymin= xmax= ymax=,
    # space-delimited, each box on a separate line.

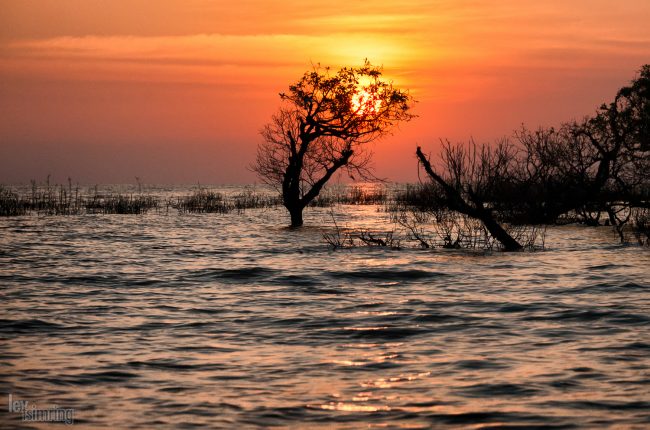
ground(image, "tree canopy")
xmin=253 ymin=61 xmax=414 ymax=226
xmin=414 ymin=64 xmax=650 ymax=250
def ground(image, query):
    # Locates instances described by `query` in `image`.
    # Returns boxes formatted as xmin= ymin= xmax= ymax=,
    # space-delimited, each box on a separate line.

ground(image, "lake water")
xmin=1 ymin=185 xmax=649 ymax=429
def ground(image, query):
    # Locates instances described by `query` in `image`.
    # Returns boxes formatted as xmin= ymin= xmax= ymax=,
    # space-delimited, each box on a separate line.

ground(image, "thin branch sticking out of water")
xmin=325 ymin=207 xmax=545 ymax=252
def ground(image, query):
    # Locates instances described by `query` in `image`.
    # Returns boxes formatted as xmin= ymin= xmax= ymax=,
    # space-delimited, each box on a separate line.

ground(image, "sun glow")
xmin=351 ymin=88 xmax=382 ymax=115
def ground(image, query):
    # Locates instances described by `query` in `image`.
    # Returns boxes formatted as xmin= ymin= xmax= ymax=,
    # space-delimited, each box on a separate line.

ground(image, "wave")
xmin=328 ymin=268 xmax=449 ymax=280
xmin=0 ymin=318 xmax=65 ymax=334
xmin=186 ymin=267 xmax=279 ymax=281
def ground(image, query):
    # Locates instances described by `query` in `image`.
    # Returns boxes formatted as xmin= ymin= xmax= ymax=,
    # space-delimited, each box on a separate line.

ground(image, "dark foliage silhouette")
xmin=253 ymin=60 xmax=414 ymax=227
xmin=414 ymin=64 xmax=649 ymax=248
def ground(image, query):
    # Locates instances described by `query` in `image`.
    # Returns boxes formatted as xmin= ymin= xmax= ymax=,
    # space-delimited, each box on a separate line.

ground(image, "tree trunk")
xmin=416 ymin=146 xmax=523 ymax=252
xmin=282 ymin=159 xmax=304 ymax=227
xmin=288 ymin=204 xmax=304 ymax=227
xmin=479 ymin=209 xmax=523 ymax=251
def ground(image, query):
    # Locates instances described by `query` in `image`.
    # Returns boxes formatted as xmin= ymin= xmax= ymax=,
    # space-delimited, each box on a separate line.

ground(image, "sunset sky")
xmin=1 ymin=0 xmax=649 ymax=184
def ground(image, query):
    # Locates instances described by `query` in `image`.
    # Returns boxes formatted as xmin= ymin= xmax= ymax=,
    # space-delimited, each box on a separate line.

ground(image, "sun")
xmin=351 ymin=88 xmax=382 ymax=115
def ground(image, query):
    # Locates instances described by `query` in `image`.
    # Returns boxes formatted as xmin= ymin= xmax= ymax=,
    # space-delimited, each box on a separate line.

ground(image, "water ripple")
xmin=1 ymin=201 xmax=648 ymax=428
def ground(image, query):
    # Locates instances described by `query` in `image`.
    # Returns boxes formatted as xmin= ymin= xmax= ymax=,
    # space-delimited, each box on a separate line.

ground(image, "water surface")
xmin=1 ymin=186 xmax=649 ymax=428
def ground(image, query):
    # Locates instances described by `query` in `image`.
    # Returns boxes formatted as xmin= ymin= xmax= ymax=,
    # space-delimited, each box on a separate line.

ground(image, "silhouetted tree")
xmin=511 ymin=123 xmax=603 ymax=224
xmin=253 ymin=61 xmax=414 ymax=227
xmin=415 ymin=141 xmax=524 ymax=251
xmin=510 ymin=65 xmax=649 ymax=228
xmin=412 ymin=65 xmax=649 ymax=248
xmin=586 ymin=65 xmax=650 ymax=198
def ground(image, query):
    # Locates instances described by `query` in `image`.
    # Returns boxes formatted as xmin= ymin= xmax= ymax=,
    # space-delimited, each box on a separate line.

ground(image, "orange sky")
xmin=1 ymin=0 xmax=649 ymax=184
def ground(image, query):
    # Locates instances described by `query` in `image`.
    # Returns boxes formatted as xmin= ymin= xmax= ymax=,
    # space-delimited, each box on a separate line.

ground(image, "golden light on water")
xmin=1 ymin=2 xmax=649 ymax=429
xmin=316 ymin=402 xmax=391 ymax=412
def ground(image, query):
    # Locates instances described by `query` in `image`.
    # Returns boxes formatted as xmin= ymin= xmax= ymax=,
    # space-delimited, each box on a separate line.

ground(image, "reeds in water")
xmin=311 ymin=185 xmax=389 ymax=207
xmin=85 ymin=193 xmax=159 ymax=214
xmin=232 ymin=188 xmax=282 ymax=210
xmin=0 ymin=180 xmax=160 ymax=216
xmin=27 ymin=178 xmax=84 ymax=215
xmin=633 ymin=209 xmax=650 ymax=246
xmin=172 ymin=189 xmax=232 ymax=213
xmin=0 ymin=186 xmax=29 ymax=216
xmin=173 ymin=187 xmax=283 ymax=213
xmin=2 ymin=182 xmax=390 ymax=217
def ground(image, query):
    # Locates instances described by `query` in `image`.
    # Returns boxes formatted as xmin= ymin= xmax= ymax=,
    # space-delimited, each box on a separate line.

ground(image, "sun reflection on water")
xmin=313 ymin=402 xmax=392 ymax=412
xmin=1 ymin=191 xmax=648 ymax=428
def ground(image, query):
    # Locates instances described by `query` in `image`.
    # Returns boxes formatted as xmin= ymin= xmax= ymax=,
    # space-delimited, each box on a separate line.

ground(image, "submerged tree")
xmin=413 ymin=64 xmax=649 ymax=248
xmin=510 ymin=65 xmax=649 ymax=228
xmin=415 ymin=141 xmax=525 ymax=251
xmin=253 ymin=61 xmax=414 ymax=227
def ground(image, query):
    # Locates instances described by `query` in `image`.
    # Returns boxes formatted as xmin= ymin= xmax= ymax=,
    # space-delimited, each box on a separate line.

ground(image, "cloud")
xmin=0 ymin=32 xmax=422 ymax=89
